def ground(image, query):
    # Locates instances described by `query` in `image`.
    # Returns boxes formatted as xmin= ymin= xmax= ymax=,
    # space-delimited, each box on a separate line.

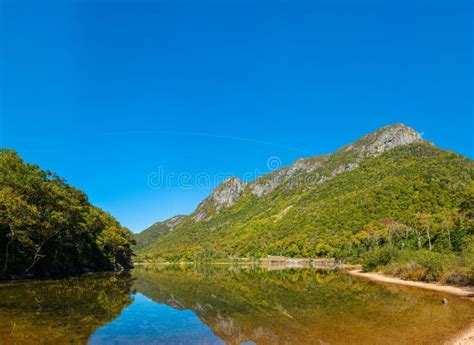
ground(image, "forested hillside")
xmin=134 ymin=215 xmax=185 ymax=250
xmin=136 ymin=124 xmax=473 ymax=284
xmin=0 ymin=149 xmax=135 ymax=279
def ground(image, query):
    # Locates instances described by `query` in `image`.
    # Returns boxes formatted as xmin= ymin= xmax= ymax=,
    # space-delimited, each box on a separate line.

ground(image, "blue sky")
xmin=1 ymin=1 xmax=472 ymax=232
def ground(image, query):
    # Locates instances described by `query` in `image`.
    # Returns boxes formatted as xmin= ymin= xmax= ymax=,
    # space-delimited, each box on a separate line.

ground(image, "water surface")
xmin=0 ymin=265 xmax=472 ymax=344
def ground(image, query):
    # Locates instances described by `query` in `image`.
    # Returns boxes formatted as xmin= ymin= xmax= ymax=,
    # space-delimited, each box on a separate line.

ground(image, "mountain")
xmin=136 ymin=124 xmax=473 ymax=269
xmin=0 ymin=149 xmax=135 ymax=279
xmin=134 ymin=215 xmax=186 ymax=249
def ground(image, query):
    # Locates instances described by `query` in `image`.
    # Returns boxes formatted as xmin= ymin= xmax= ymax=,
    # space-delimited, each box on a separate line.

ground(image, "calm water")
xmin=0 ymin=265 xmax=472 ymax=345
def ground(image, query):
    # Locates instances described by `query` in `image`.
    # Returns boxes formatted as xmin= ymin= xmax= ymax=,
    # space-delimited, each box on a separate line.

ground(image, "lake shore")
xmin=348 ymin=270 xmax=474 ymax=345
xmin=348 ymin=270 xmax=474 ymax=298
xmin=134 ymin=257 xmax=339 ymax=268
xmin=448 ymin=326 xmax=474 ymax=345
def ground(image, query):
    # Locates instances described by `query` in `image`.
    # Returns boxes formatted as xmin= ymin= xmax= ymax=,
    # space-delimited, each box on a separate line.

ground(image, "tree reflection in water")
xmin=132 ymin=265 xmax=473 ymax=345
xmin=0 ymin=272 xmax=133 ymax=344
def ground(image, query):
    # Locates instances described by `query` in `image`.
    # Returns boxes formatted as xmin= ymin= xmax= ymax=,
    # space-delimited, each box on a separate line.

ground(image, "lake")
xmin=0 ymin=264 xmax=472 ymax=344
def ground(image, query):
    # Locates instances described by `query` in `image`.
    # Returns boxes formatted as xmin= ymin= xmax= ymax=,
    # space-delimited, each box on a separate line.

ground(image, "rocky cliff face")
xmin=164 ymin=215 xmax=185 ymax=229
xmin=342 ymin=123 xmax=422 ymax=156
xmin=211 ymin=177 xmax=247 ymax=211
xmin=194 ymin=177 xmax=247 ymax=221
xmin=250 ymin=156 xmax=328 ymax=197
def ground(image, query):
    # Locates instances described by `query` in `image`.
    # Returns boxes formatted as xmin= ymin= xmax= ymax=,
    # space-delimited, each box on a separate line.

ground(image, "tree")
xmin=0 ymin=149 xmax=135 ymax=278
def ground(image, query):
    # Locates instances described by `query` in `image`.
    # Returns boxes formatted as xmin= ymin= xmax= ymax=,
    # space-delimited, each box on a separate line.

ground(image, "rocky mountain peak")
xmin=250 ymin=124 xmax=423 ymax=198
xmin=343 ymin=123 xmax=423 ymax=156
xmin=369 ymin=123 xmax=422 ymax=150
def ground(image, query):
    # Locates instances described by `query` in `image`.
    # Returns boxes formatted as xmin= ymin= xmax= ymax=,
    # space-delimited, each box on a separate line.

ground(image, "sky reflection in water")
xmin=89 ymin=293 xmax=223 ymax=345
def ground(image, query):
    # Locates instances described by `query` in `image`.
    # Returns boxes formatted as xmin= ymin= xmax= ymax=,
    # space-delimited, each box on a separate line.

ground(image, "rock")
xmin=194 ymin=210 xmax=209 ymax=222
xmin=330 ymin=162 xmax=359 ymax=177
xmin=251 ymin=170 xmax=287 ymax=197
xmin=316 ymin=124 xmax=423 ymax=185
xmin=211 ymin=177 xmax=247 ymax=211
xmin=343 ymin=123 xmax=423 ymax=157
xmin=250 ymin=157 xmax=326 ymax=197
xmin=366 ymin=124 xmax=421 ymax=154
xmin=442 ymin=298 xmax=448 ymax=304
xmin=165 ymin=215 xmax=185 ymax=229
xmin=193 ymin=177 xmax=247 ymax=221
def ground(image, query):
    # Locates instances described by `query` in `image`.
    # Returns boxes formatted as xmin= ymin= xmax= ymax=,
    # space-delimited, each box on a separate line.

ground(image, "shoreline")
xmin=0 ymin=267 xmax=133 ymax=283
xmin=449 ymin=327 xmax=474 ymax=345
xmin=347 ymin=270 xmax=474 ymax=298
xmin=348 ymin=270 xmax=474 ymax=345
xmin=133 ymin=258 xmax=339 ymax=268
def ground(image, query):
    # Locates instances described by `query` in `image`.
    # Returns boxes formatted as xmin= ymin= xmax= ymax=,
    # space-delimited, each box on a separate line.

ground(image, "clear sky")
xmin=1 ymin=0 xmax=472 ymax=233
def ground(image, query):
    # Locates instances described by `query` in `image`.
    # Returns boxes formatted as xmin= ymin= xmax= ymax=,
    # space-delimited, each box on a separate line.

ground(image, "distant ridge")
xmin=135 ymin=215 xmax=186 ymax=249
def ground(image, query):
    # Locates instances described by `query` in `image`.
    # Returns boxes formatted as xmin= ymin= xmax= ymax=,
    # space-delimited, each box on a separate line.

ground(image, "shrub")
xmin=362 ymin=246 xmax=399 ymax=271
xmin=443 ymin=271 xmax=471 ymax=286
xmin=402 ymin=250 xmax=447 ymax=282
xmin=381 ymin=249 xmax=473 ymax=285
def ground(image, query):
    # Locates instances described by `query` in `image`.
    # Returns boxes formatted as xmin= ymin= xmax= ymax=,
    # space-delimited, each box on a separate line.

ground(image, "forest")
xmin=0 ymin=149 xmax=135 ymax=279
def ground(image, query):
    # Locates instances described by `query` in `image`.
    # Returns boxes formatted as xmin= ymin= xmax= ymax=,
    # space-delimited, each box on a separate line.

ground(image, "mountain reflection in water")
xmin=0 ymin=265 xmax=472 ymax=344
xmin=127 ymin=265 xmax=473 ymax=345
